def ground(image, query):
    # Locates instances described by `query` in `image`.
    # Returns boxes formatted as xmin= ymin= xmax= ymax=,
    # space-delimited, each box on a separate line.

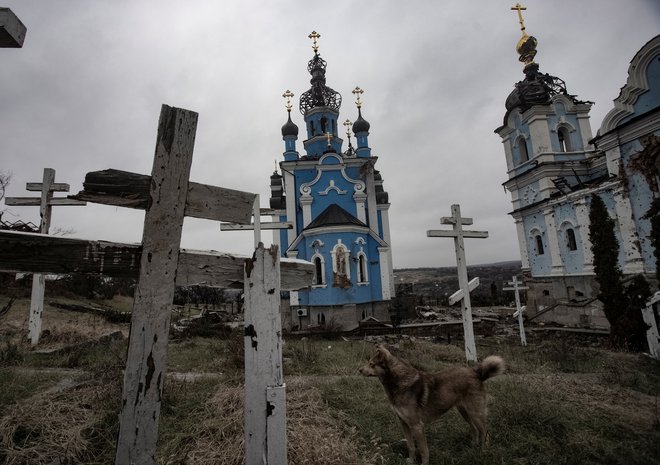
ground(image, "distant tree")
xmin=589 ymin=193 xmax=649 ymax=350
xmin=0 ymin=170 xmax=11 ymax=221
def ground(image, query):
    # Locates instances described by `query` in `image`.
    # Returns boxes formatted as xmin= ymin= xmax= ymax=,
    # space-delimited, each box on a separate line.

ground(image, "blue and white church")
xmin=269 ymin=32 xmax=394 ymax=331
xmin=496 ymin=6 xmax=660 ymax=328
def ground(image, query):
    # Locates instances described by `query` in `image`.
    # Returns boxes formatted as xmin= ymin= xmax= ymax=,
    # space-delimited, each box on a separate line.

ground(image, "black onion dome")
xmin=299 ymin=52 xmax=342 ymax=115
xmin=281 ymin=112 xmax=299 ymax=137
xmin=352 ymin=108 xmax=370 ymax=133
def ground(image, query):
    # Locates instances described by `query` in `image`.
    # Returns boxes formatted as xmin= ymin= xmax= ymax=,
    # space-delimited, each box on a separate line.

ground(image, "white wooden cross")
xmin=5 ymin=168 xmax=86 ymax=344
xmin=220 ymin=194 xmax=292 ymax=248
xmin=427 ymin=204 xmax=488 ymax=362
xmin=504 ymin=276 xmax=528 ymax=346
xmin=643 ymin=291 xmax=660 ymax=359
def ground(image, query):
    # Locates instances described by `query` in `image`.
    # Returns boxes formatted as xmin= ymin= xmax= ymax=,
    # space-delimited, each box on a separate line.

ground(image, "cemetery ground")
xmin=0 ymin=296 xmax=659 ymax=465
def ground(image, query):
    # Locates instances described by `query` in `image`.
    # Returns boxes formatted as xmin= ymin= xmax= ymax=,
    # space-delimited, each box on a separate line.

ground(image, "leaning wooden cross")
xmin=4 ymin=168 xmax=86 ymax=344
xmin=0 ymin=104 xmax=313 ymax=465
xmin=504 ymin=276 xmax=528 ymax=346
xmin=427 ymin=204 xmax=488 ymax=362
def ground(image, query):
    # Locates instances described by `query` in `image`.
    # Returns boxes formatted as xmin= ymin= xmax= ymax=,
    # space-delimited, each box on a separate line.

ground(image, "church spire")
xmin=281 ymin=89 xmax=299 ymax=161
xmin=351 ymin=86 xmax=371 ymax=158
xmin=511 ymin=2 xmax=538 ymax=74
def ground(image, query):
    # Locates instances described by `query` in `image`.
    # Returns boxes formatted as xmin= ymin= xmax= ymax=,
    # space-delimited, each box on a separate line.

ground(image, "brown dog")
xmin=359 ymin=344 xmax=504 ymax=465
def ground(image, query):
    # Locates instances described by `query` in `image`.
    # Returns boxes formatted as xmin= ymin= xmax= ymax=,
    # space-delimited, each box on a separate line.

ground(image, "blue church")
xmin=496 ymin=6 xmax=660 ymax=327
xmin=268 ymin=32 xmax=394 ymax=331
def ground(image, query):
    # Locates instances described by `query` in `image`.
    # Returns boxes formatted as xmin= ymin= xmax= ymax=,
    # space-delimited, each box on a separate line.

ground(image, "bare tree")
xmin=0 ymin=170 xmax=11 ymax=221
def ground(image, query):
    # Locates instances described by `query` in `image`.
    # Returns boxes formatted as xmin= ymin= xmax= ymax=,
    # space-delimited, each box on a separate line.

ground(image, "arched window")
xmin=314 ymin=256 xmax=323 ymax=285
xmin=535 ymin=235 xmax=545 ymax=255
xmin=320 ymin=117 xmax=327 ymax=133
xmin=309 ymin=120 xmax=315 ymax=135
xmin=566 ymin=228 xmax=577 ymax=251
xmin=518 ymin=136 xmax=529 ymax=163
xmin=357 ymin=253 xmax=368 ymax=283
xmin=558 ymin=127 xmax=571 ymax=152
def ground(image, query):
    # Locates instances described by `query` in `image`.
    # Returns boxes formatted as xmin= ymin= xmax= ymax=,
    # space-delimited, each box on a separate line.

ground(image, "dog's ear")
xmin=375 ymin=344 xmax=391 ymax=359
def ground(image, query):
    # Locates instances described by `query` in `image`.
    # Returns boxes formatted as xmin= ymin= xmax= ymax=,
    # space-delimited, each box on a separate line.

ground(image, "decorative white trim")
xmin=600 ymin=36 xmax=660 ymax=134
xmin=354 ymin=237 xmax=366 ymax=245
xmin=299 ymin=154 xmax=366 ymax=197
xmin=318 ymin=179 xmax=347 ymax=195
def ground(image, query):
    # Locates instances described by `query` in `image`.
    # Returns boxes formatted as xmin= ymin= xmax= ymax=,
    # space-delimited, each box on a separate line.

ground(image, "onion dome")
xmin=299 ymin=31 xmax=342 ymax=115
xmin=352 ymin=107 xmax=370 ymax=133
xmin=505 ymin=4 xmax=587 ymax=113
xmin=281 ymin=112 xmax=299 ymax=137
xmin=351 ymin=87 xmax=370 ymax=133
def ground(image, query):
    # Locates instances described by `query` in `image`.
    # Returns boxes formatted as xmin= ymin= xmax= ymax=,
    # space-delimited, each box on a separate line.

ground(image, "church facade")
xmin=495 ymin=9 xmax=660 ymax=328
xmin=269 ymin=33 xmax=394 ymax=331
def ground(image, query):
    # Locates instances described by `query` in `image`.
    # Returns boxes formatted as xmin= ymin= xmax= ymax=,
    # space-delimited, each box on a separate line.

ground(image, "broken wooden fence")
xmin=0 ymin=104 xmax=313 ymax=465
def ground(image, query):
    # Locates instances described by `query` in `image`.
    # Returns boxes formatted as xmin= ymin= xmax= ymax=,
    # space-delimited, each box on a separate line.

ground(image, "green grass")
xmin=1 ymin=331 xmax=658 ymax=465
xmin=300 ymin=337 xmax=660 ymax=465
xmin=0 ymin=369 xmax=62 ymax=408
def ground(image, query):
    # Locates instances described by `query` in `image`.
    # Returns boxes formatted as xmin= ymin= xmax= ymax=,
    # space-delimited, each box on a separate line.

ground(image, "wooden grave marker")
xmin=4 ymin=168 xmax=86 ymax=344
xmin=0 ymin=104 xmax=313 ymax=464
xmin=427 ymin=204 xmax=488 ymax=362
xmin=504 ymin=276 xmax=528 ymax=346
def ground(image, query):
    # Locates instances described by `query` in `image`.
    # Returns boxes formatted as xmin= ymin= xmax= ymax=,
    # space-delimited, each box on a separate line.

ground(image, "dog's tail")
xmin=474 ymin=355 xmax=505 ymax=381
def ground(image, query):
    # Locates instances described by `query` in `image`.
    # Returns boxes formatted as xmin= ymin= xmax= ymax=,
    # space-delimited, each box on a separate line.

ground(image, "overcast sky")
xmin=1 ymin=1 xmax=659 ymax=269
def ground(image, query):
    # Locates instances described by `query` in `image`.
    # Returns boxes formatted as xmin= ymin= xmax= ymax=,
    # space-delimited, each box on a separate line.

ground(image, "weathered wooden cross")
xmin=427 ymin=204 xmax=488 ymax=362
xmin=4 ymin=168 xmax=86 ymax=344
xmin=504 ymin=275 xmax=528 ymax=346
xmin=0 ymin=7 xmax=26 ymax=48
xmin=0 ymin=104 xmax=313 ymax=465
xmin=643 ymin=291 xmax=660 ymax=359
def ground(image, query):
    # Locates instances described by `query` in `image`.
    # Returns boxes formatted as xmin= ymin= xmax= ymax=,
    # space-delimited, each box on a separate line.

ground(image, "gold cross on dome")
xmin=282 ymin=89 xmax=294 ymax=111
xmin=352 ymin=86 xmax=364 ymax=108
xmin=343 ymin=119 xmax=352 ymax=137
xmin=308 ymin=31 xmax=321 ymax=53
xmin=511 ymin=3 xmax=528 ymax=37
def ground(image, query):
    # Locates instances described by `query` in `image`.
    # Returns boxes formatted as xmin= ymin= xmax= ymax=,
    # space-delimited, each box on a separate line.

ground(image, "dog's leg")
xmin=398 ymin=417 xmax=416 ymax=462
xmin=457 ymin=405 xmax=480 ymax=443
xmin=462 ymin=399 xmax=488 ymax=446
xmin=410 ymin=423 xmax=429 ymax=465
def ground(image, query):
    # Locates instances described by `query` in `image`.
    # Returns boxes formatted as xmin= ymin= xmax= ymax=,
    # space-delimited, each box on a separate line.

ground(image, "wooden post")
xmin=115 ymin=105 xmax=198 ymax=465
xmin=504 ymin=276 xmax=529 ymax=346
xmin=5 ymin=168 xmax=86 ymax=344
xmin=643 ymin=292 xmax=660 ymax=359
xmin=427 ymin=204 xmax=488 ymax=362
xmin=244 ymin=243 xmax=287 ymax=465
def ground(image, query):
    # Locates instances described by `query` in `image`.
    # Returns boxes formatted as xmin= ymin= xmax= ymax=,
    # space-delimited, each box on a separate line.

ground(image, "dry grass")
xmin=159 ymin=377 xmax=378 ymax=465
xmin=0 ymin=371 xmax=121 ymax=465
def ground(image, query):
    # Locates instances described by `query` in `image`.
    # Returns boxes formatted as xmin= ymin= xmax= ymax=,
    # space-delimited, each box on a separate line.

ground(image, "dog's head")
xmin=359 ymin=344 xmax=392 ymax=377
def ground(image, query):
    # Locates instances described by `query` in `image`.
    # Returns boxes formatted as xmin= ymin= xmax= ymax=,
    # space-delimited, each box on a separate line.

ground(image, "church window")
xmin=535 ymin=235 xmax=544 ymax=255
xmin=566 ymin=228 xmax=577 ymax=251
xmin=312 ymin=253 xmax=326 ymax=286
xmin=320 ymin=117 xmax=327 ymax=133
xmin=558 ymin=127 xmax=571 ymax=152
xmin=357 ymin=253 xmax=368 ymax=283
xmin=310 ymin=120 xmax=315 ymax=135
xmin=518 ymin=136 xmax=529 ymax=163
